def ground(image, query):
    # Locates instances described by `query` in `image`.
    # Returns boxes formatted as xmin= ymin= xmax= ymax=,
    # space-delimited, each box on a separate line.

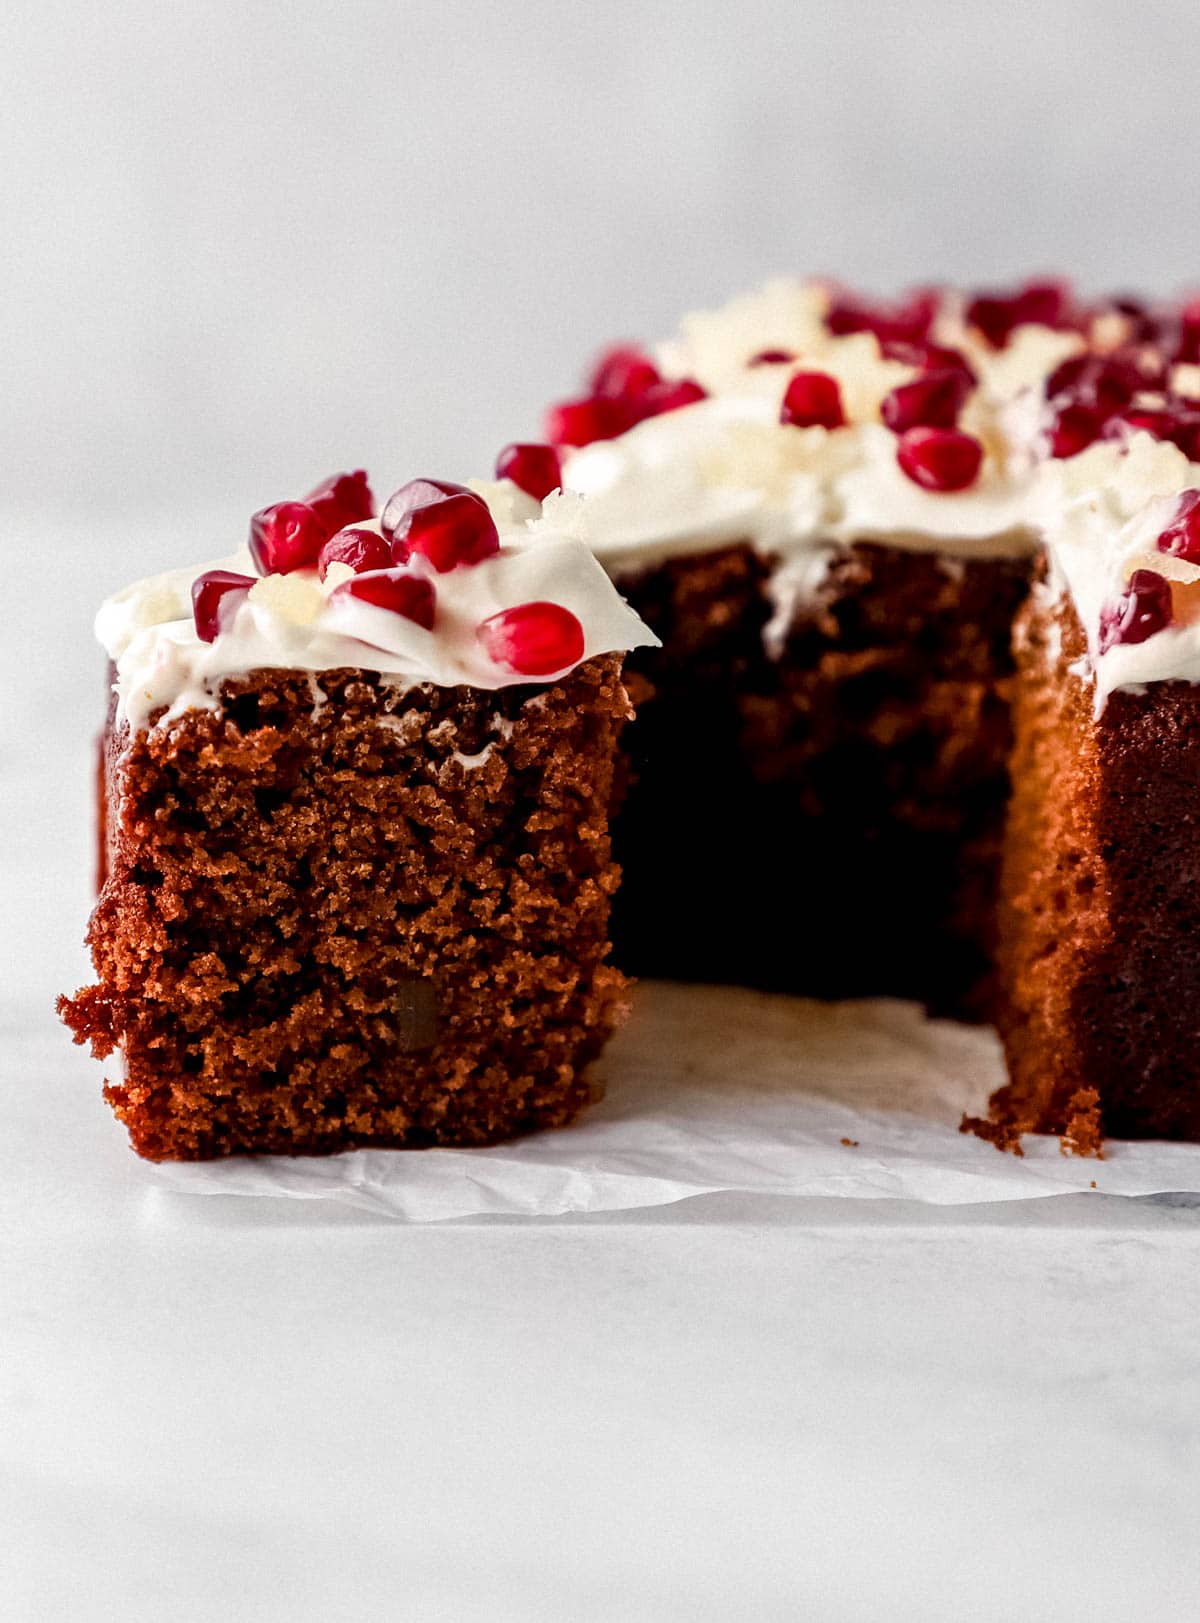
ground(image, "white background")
xmin=7 ymin=3 xmax=1200 ymax=1618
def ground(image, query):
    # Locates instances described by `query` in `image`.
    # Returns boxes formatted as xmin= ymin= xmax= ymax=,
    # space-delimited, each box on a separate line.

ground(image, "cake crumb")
xmin=1059 ymin=1088 xmax=1105 ymax=1159
xmin=959 ymin=1111 xmax=1026 ymax=1156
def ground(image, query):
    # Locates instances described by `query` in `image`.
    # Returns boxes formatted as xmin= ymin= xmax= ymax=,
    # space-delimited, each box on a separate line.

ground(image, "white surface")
xmin=7 ymin=1020 xmax=1200 ymax=1621
xmin=151 ymin=982 xmax=1200 ymax=1217
xmin=5 ymin=528 xmax=1200 ymax=1619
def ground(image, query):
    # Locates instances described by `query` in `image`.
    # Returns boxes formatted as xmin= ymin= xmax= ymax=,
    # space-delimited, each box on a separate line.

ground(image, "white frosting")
xmin=99 ymin=511 xmax=658 ymax=731
xmin=556 ymin=278 xmax=1200 ymax=700
xmin=1038 ymin=435 xmax=1200 ymax=703
xmin=559 ymin=281 xmax=1068 ymax=583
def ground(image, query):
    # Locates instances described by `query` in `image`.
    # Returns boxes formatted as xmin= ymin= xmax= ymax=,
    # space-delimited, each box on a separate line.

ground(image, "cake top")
xmin=485 ymin=276 xmax=1200 ymax=701
xmin=98 ymin=472 xmax=658 ymax=730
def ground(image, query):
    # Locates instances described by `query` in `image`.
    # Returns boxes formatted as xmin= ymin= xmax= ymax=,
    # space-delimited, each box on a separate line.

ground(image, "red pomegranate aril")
xmin=380 ymin=479 xmax=498 ymax=570
xmin=633 ymin=378 xmax=708 ymax=419
xmin=1103 ymin=295 xmax=1164 ymax=345
xmin=881 ymin=338 xmax=977 ymax=385
xmin=380 ymin=478 xmax=472 ymax=550
xmin=748 ymin=348 xmax=795 ymax=366
xmin=248 ymin=501 xmax=327 ymax=575
xmin=780 ymin=370 xmax=845 ymax=429
xmin=495 ymin=442 xmax=562 ymax=502
xmin=544 ymin=395 xmax=633 ymax=447
xmin=477 ymin=601 xmax=585 ymax=676
xmin=1167 ymin=406 xmax=1200 ymax=463
xmin=1176 ymin=298 xmax=1200 ymax=364
xmin=1044 ymin=355 xmax=1140 ymax=419
xmin=406 ymin=494 xmax=499 ymax=572
xmin=302 ymin=469 xmax=374 ymax=536
xmin=1156 ymin=491 xmax=1200 ymax=564
xmin=589 ymin=344 xmax=661 ymax=398
xmin=826 ymin=289 xmax=937 ymax=346
xmin=967 ymin=277 xmax=1073 ymax=348
xmin=880 ymin=368 xmax=972 ymax=434
xmin=1099 ymin=569 xmax=1173 ymax=651
xmin=331 ymin=569 xmax=436 ymax=630
xmin=1048 ymin=402 xmax=1103 ymax=459
xmin=317 ymin=526 xmax=392 ymax=580
xmin=1102 ymin=407 xmax=1175 ymax=443
xmin=192 ymin=570 xmax=255 ymax=643
xmin=895 ymin=426 xmax=983 ymax=492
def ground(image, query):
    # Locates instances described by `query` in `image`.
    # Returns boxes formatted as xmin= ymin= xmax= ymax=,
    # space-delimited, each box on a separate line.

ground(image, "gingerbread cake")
xmin=482 ymin=277 xmax=1200 ymax=1140
xmin=63 ymin=276 xmax=1200 ymax=1157
xmin=59 ymin=473 xmax=657 ymax=1159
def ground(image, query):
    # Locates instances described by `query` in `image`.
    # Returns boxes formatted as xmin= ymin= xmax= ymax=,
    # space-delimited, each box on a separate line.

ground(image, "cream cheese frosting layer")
xmin=99 ymin=515 xmax=658 ymax=732
xmin=556 ymin=281 xmax=1075 ymax=579
xmin=549 ymin=277 xmax=1200 ymax=702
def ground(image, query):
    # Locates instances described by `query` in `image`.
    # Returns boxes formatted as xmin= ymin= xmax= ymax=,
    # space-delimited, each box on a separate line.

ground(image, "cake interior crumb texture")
xmin=990 ymin=578 xmax=1200 ymax=1146
xmin=60 ymin=657 xmax=632 ymax=1160
xmin=614 ymin=539 xmax=1029 ymax=1016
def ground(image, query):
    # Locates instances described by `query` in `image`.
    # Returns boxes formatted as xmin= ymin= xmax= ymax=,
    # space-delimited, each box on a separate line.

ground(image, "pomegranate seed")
xmin=302 ymin=469 xmax=374 ymax=536
xmin=1103 ymin=295 xmax=1164 ymax=345
xmin=248 ymin=501 xmax=327 ymax=575
xmin=967 ymin=277 xmax=1073 ymax=348
xmin=881 ymin=338 xmax=977 ymax=384
xmin=1132 ymin=350 xmax=1171 ymax=391
xmin=544 ymin=395 xmax=633 ymax=447
xmin=495 ymin=442 xmax=562 ymax=502
xmin=589 ymin=344 xmax=661 ymax=398
xmin=331 ymin=569 xmax=436 ymax=630
xmin=1048 ymin=402 xmax=1103 ymax=459
xmin=192 ymin=570 xmax=254 ymax=643
xmin=825 ymin=289 xmax=937 ymax=346
xmin=780 ymin=370 xmax=845 ymax=429
xmin=477 ymin=601 xmax=585 ymax=676
xmin=1156 ymin=491 xmax=1200 ymax=564
xmin=1099 ymin=569 xmax=1173 ymax=651
xmin=632 ymin=378 xmax=707 ymax=419
xmin=317 ymin=526 xmax=392 ymax=580
xmin=895 ymin=426 xmax=983 ymax=492
xmin=881 ymin=368 xmax=972 ymax=434
xmin=1167 ymin=405 xmax=1200 ymax=462
xmin=380 ymin=480 xmax=499 ymax=570
xmin=1045 ymin=355 xmax=1141 ymax=418
xmin=380 ymin=478 xmax=466 ymax=548
xmin=1102 ymin=407 xmax=1175 ymax=444
xmin=748 ymin=348 xmax=795 ymax=366
xmin=1176 ymin=298 xmax=1200 ymax=364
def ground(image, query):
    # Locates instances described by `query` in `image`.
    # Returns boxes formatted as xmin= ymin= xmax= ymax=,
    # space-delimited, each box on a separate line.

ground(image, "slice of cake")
xmin=991 ymin=433 xmax=1200 ymax=1146
xmin=59 ymin=472 xmax=657 ymax=1160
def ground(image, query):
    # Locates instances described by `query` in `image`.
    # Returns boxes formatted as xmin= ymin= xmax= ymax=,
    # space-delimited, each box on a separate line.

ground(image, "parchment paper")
xmin=146 ymin=981 xmax=1200 ymax=1218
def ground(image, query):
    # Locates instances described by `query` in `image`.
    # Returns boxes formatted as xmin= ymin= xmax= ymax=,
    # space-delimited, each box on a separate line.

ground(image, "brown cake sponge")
xmin=60 ymin=656 xmax=632 ymax=1160
xmin=987 ymin=577 xmax=1200 ymax=1147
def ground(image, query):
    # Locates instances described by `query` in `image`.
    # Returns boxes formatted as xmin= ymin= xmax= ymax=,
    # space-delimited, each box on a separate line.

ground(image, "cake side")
xmin=992 ymin=580 xmax=1200 ymax=1145
xmin=986 ymin=584 xmax=1109 ymax=1149
xmin=60 ymin=657 xmax=632 ymax=1159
